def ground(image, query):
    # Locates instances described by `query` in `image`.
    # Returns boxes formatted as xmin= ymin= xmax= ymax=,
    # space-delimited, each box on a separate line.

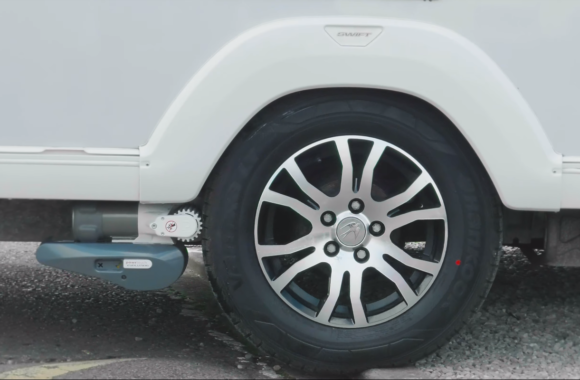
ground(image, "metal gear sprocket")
xmin=175 ymin=208 xmax=202 ymax=242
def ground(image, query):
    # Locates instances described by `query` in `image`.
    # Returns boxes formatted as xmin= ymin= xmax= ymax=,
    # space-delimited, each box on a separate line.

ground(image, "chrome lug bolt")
xmin=370 ymin=221 xmax=385 ymax=236
xmin=349 ymin=199 xmax=365 ymax=214
xmin=354 ymin=248 xmax=370 ymax=263
xmin=321 ymin=211 xmax=336 ymax=226
xmin=324 ymin=242 xmax=339 ymax=257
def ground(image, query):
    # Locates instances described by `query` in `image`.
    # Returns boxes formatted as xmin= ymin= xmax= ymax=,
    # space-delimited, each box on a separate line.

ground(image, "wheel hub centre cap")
xmin=336 ymin=217 xmax=367 ymax=247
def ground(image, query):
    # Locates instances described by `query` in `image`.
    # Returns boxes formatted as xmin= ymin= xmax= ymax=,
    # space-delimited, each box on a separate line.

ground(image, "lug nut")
xmin=321 ymin=211 xmax=336 ymax=226
xmin=324 ymin=242 xmax=339 ymax=257
xmin=349 ymin=199 xmax=365 ymax=214
xmin=354 ymin=248 xmax=369 ymax=263
xmin=370 ymin=221 xmax=385 ymax=236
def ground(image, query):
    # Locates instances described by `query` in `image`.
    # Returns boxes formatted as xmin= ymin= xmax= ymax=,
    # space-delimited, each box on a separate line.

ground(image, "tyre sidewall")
xmin=207 ymin=92 xmax=498 ymax=367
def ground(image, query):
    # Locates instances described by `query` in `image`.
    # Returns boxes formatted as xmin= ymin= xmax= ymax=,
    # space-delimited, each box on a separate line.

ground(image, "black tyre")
xmin=203 ymin=90 xmax=501 ymax=373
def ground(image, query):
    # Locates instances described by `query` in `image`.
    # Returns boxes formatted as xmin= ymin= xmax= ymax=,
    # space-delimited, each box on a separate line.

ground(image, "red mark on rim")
xmin=455 ymin=260 xmax=461 ymax=266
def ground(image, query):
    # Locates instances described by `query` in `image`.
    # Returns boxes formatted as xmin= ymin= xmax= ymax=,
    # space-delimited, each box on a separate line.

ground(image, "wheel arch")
xmin=200 ymin=88 xmax=494 ymax=198
xmin=139 ymin=17 xmax=561 ymax=211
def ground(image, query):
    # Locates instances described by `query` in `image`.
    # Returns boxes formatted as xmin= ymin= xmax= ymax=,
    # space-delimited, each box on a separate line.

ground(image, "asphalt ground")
xmin=0 ymin=243 xmax=579 ymax=379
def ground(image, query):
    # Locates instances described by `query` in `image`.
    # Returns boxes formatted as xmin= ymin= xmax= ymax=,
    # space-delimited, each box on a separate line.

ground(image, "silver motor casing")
xmin=73 ymin=202 xmax=138 ymax=242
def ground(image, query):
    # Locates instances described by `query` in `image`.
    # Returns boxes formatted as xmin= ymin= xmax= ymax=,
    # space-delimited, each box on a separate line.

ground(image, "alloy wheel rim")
xmin=254 ymin=135 xmax=448 ymax=328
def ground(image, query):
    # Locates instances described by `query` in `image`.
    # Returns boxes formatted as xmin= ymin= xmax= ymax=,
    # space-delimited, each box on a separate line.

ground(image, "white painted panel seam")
xmin=563 ymin=169 xmax=580 ymax=174
xmin=561 ymin=158 xmax=580 ymax=208
xmin=0 ymin=146 xmax=140 ymax=156
xmin=0 ymin=159 xmax=139 ymax=167
xmin=83 ymin=148 xmax=140 ymax=156
xmin=561 ymin=171 xmax=580 ymax=209
xmin=563 ymin=156 xmax=580 ymax=164
xmin=0 ymin=164 xmax=139 ymax=201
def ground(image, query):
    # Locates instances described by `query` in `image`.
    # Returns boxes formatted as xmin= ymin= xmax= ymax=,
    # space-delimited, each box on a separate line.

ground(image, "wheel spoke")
xmin=255 ymin=135 xmax=449 ymax=328
xmin=384 ymin=241 xmax=440 ymax=275
xmin=382 ymin=172 xmax=432 ymax=213
xmin=367 ymin=239 xmax=440 ymax=275
xmin=349 ymin=268 xmax=368 ymax=326
xmin=283 ymin=160 xmax=328 ymax=206
xmin=374 ymin=260 xmax=419 ymax=306
xmin=261 ymin=189 xmax=319 ymax=221
xmin=271 ymin=254 xmax=322 ymax=293
xmin=256 ymin=233 xmax=317 ymax=258
xmin=357 ymin=141 xmax=386 ymax=196
xmin=335 ymin=138 xmax=354 ymax=196
xmin=316 ymin=267 xmax=345 ymax=323
xmin=387 ymin=206 xmax=445 ymax=232
xmin=363 ymin=172 xmax=433 ymax=222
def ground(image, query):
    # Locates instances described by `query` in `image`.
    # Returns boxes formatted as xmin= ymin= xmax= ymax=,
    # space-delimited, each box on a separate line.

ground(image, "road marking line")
xmin=0 ymin=359 xmax=134 ymax=379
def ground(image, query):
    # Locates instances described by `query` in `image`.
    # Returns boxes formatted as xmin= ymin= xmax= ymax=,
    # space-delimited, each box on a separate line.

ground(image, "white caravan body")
xmin=0 ymin=0 xmax=579 ymax=210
